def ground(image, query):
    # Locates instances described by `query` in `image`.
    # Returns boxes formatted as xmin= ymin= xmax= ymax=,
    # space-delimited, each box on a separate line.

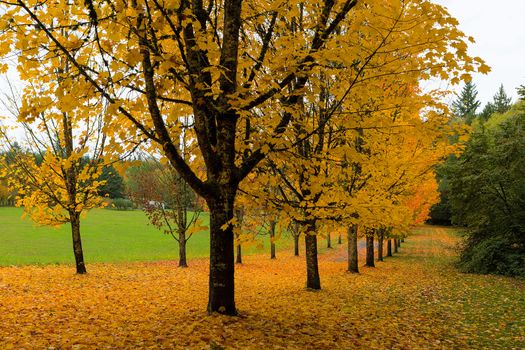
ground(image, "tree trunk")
xmin=347 ymin=225 xmax=358 ymax=273
xmin=377 ymin=229 xmax=384 ymax=262
xmin=327 ymin=232 xmax=332 ymax=249
xmin=178 ymin=229 xmax=188 ymax=267
xmin=365 ymin=233 xmax=375 ymax=267
xmin=338 ymin=234 xmax=342 ymax=245
xmin=207 ymin=198 xmax=236 ymax=315
xmin=394 ymin=238 xmax=398 ymax=253
xmin=236 ymin=239 xmax=242 ymax=264
xmin=293 ymin=234 xmax=300 ymax=256
xmin=398 ymin=238 xmax=402 ymax=248
xmin=270 ymin=220 xmax=276 ymax=259
xmin=304 ymin=220 xmax=320 ymax=290
xmin=387 ymin=239 xmax=392 ymax=257
xmin=70 ymin=212 xmax=87 ymax=274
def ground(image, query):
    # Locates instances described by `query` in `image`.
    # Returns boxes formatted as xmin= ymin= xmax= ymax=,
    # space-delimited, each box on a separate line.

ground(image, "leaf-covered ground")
xmin=0 ymin=226 xmax=524 ymax=349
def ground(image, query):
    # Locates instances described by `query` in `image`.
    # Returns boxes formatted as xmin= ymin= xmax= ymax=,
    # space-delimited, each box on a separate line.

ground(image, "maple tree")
xmin=0 ymin=78 xmax=120 ymax=274
xmin=0 ymin=0 xmax=488 ymax=313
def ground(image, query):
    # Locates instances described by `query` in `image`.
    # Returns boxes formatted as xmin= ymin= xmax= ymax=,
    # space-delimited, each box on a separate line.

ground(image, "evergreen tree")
xmin=479 ymin=84 xmax=512 ymax=121
xmin=451 ymin=81 xmax=481 ymax=124
xmin=492 ymin=84 xmax=512 ymax=114
xmin=517 ymin=85 xmax=525 ymax=100
xmin=479 ymin=102 xmax=495 ymax=121
xmin=98 ymin=165 xmax=125 ymax=199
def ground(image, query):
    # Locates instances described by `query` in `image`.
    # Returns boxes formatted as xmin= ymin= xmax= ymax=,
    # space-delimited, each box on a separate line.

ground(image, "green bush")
xmin=458 ymin=233 xmax=525 ymax=277
xmin=110 ymin=198 xmax=135 ymax=211
xmin=446 ymin=104 xmax=525 ymax=277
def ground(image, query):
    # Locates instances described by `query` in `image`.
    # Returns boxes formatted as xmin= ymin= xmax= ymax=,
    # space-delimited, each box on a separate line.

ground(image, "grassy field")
xmin=0 ymin=207 xmax=297 ymax=266
xmin=0 ymin=225 xmax=523 ymax=349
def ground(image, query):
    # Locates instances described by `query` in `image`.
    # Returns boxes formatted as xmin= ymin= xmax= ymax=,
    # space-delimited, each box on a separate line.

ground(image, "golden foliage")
xmin=0 ymin=227 xmax=523 ymax=349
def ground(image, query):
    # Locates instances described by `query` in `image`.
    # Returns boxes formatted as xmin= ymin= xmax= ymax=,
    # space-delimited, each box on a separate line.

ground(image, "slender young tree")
xmin=0 ymin=79 xmax=119 ymax=274
xmin=127 ymin=159 xmax=203 ymax=268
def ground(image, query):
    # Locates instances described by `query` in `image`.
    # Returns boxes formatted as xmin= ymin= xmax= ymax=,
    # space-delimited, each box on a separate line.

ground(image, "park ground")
xmin=0 ymin=221 xmax=524 ymax=348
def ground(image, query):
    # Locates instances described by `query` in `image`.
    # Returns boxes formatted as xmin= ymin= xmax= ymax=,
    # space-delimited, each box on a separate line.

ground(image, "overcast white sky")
xmin=434 ymin=0 xmax=525 ymax=105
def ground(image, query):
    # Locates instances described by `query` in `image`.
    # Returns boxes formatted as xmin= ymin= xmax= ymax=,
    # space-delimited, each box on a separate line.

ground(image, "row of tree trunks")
xmin=353 ymin=226 xmax=405 ymax=273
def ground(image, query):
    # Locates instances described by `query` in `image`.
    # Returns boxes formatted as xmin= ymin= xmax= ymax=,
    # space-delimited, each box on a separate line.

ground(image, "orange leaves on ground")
xmin=0 ymin=227 xmax=524 ymax=349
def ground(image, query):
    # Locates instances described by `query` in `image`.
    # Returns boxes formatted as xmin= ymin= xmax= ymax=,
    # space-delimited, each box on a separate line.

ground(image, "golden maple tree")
xmin=0 ymin=0 xmax=488 ymax=314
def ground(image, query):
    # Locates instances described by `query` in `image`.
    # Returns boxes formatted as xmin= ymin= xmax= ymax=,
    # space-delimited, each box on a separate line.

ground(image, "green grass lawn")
xmin=0 ymin=207 xmax=296 ymax=266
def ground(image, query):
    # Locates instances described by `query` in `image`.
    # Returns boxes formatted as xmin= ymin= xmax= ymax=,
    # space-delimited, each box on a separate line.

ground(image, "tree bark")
xmin=387 ymin=239 xmax=393 ymax=257
xmin=293 ymin=234 xmax=300 ymax=256
xmin=377 ymin=229 xmax=384 ymax=262
xmin=207 ymin=197 xmax=236 ymax=315
xmin=394 ymin=238 xmax=399 ymax=253
xmin=338 ymin=234 xmax=342 ymax=245
xmin=269 ymin=220 xmax=276 ymax=259
xmin=398 ymin=238 xmax=402 ymax=248
xmin=347 ymin=225 xmax=359 ymax=273
xmin=304 ymin=220 xmax=320 ymax=289
xmin=365 ymin=233 xmax=375 ymax=267
xmin=70 ymin=212 xmax=86 ymax=274
xmin=236 ymin=238 xmax=242 ymax=264
xmin=179 ymin=229 xmax=188 ymax=267
xmin=327 ymin=232 xmax=332 ymax=249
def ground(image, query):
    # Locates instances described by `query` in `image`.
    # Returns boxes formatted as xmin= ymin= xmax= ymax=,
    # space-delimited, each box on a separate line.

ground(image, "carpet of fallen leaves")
xmin=1 ymin=226 xmax=524 ymax=349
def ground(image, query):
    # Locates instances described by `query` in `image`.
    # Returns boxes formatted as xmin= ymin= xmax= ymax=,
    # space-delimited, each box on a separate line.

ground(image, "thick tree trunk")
xmin=207 ymin=198 xmax=236 ymax=315
xmin=293 ymin=234 xmax=300 ymax=256
xmin=304 ymin=221 xmax=320 ymax=289
xmin=270 ymin=220 xmax=276 ymax=259
xmin=394 ymin=238 xmax=399 ymax=253
xmin=327 ymin=232 xmax=332 ymax=249
xmin=179 ymin=230 xmax=188 ymax=267
xmin=347 ymin=225 xmax=359 ymax=273
xmin=377 ymin=230 xmax=384 ymax=262
xmin=70 ymin=213 xmax=86 ymax=274
xmin=387 ymin=239 xmax=393 ymax=257
xmin=338 ymin=234 xmax=342 ymax=245
xmin=365 ymin=233 xmax=375 ymax=267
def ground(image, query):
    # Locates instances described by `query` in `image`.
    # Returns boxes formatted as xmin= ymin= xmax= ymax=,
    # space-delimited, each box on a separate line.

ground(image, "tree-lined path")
xmin=1 ymin=226 xmax=523 ymax=349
